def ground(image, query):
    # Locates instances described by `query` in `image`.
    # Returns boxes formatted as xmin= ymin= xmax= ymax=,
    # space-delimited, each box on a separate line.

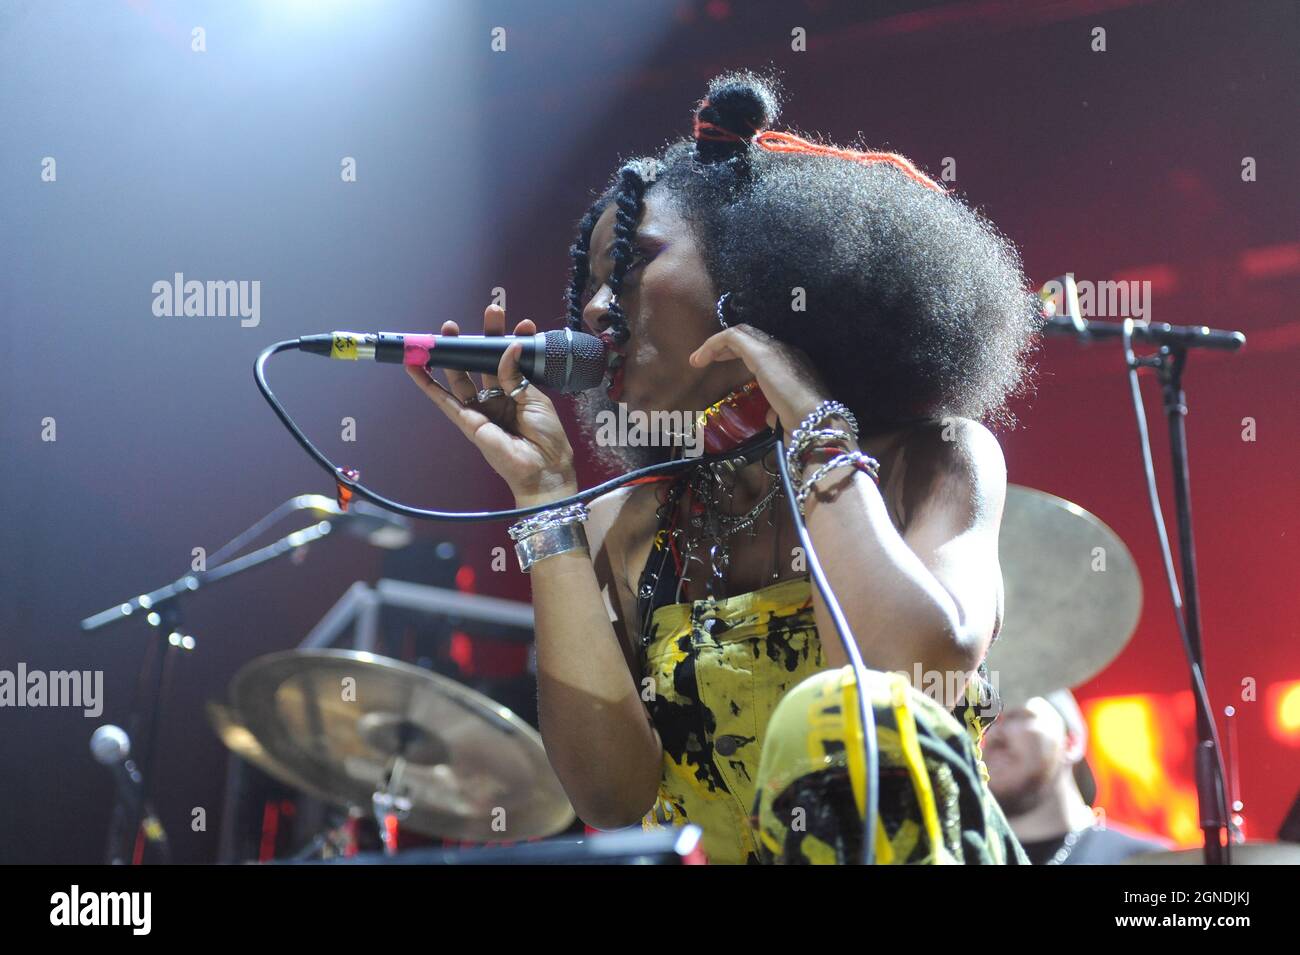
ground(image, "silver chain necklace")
xmin=677 ymin=447 xmax=784 ymax=600
xmin=714 ymin=472 xmax=783 ymax=537
xmin=636 ymin=439 xmax=783 ymax=638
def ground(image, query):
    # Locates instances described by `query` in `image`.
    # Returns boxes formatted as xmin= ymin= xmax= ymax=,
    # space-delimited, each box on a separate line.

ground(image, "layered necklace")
xmin=654 ymin=381 xmax=785 ymax=604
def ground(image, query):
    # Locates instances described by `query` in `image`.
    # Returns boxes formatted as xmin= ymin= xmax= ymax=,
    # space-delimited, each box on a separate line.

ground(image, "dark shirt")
xmin=1019 ymin=825 xmax=1168 ymax=865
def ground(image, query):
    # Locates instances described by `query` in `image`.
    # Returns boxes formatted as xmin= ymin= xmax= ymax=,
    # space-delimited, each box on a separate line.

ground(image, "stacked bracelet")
xmin=784 ymin=400 xmax=880 ymax=514
xmin=785 ymin=399 xmax=862 ymax=475
xmin=508 ymin=502 xmax=590 ymax=572
xmin=795 ymin=400 xmax=859 ymax=439
xmin=784 ymin=427 xmax=855 ymax=476
xmin=795 ymin=451 xmax=880 ymax=515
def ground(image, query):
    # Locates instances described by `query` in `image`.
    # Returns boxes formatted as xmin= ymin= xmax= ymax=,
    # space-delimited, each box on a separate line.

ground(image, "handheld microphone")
xmin=298 ymin=329 xmax=608 ymax=393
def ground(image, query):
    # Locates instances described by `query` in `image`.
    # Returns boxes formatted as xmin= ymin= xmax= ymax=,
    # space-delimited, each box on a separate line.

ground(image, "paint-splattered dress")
xmin=636 ymin=572 xmax=1027 ymax=865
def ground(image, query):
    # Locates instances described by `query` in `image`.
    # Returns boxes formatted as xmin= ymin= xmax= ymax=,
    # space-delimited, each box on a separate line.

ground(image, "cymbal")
xmin=205 ymin=700 xmax=339 ymax=805
xmin=217 ymin=649 xmax=575 ymax=841
xmin=1122 ymin=842 xmax=1300 ymax=865
xmin=985 ymin=485 xmax=1142 ymax=709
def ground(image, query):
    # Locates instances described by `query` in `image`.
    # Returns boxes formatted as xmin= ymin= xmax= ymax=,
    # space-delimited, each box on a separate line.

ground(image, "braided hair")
xmin=567 ymin=69 xmax=1041 ymax=474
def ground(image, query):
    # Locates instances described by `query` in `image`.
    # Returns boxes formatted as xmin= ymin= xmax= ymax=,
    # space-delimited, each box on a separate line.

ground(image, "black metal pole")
xmin=1156 ymin=346 xmax=1228 ymax=864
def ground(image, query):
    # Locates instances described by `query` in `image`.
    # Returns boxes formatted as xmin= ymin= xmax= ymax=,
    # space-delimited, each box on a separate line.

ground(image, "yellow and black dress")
xmin=635 ymin=515 xmax=1027 ymax=865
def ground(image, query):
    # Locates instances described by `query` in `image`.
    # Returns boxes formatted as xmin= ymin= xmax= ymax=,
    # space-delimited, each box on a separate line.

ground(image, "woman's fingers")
xmin=405 ymin=362 xmax=534 ymax=476
xmin=481 ymin=305 xmax=506 ymax=390
xmin=497 ymin=340 xmax=524 ymax=396
xmin=497 ymin=340 xmax=537 ymax=408
xmin=690 ymin=324 xmax=777 ymax=371
xmin=404 ymin=365 xmax=484 ymax=439
xmin=691 ymin=327 xmax=753 ymax=369
xmin=438 ymin=320 xmax=479 ymax=404
xmin=479 ymin=307 xmax=538 ymax=400
xmin=413 ymin=310 xmax=550 ymax=423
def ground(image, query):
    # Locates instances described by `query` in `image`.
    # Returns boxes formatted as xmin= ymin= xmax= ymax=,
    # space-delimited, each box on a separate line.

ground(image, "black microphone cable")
xmin=257 ymin=339 xmax=729 ymax=520
xmin=256 ymin=338 xmax=880 ymax=863
xmin=773 ymin=437 xmax=879 ymax=865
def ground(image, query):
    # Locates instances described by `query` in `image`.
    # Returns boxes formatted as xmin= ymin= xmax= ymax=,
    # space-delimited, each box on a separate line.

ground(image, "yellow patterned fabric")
xmin=639 ymin=577 xmax=1026 ymax=865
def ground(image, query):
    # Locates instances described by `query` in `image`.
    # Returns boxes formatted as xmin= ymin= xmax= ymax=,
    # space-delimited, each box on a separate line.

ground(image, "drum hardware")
xmin=285 ymin=810 xmax=364 ymax=862
xmin=372 ymin=785 xmax=413 ymax=857
xmin=299 ymin=577 xmax=536 ymax=653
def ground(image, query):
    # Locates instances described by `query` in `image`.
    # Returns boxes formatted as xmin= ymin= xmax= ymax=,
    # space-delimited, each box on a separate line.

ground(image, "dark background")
xmin=2 ymin=0 xmax=1297 ymax=862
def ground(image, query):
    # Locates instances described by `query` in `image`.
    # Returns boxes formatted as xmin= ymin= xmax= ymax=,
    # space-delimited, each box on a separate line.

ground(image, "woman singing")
xmin=406 ymin=70 xmax=1040 ymax=864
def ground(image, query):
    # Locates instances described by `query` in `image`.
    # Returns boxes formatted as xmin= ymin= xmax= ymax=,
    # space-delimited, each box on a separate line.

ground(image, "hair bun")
xmin=693 ymin=70 xmax=782 ymax=163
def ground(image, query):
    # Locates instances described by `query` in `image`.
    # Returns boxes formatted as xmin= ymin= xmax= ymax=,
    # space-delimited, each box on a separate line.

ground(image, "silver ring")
xmin=475 ymin=387 xmax=506 ymax=403
xmin=508 ymin=378 xmax=531 ymax=399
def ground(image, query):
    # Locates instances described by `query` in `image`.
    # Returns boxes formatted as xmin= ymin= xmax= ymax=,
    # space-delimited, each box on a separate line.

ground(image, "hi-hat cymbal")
xmin=217 ymin=649 xmax=574 ymax=841
xmin=986 ymin=485 xmax=1142 ymax=709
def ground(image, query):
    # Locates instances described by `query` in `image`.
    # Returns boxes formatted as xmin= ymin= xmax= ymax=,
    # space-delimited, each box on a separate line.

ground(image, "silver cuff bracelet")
xmin=515 ymin=522 xmax=589 ymax=573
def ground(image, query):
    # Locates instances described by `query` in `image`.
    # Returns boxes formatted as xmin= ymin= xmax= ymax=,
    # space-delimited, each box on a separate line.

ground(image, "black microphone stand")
xmin=82 ymin=517 xmax=337 ymax=863
xmin=1154 ymin=343 xmax=1228 ymax=865
xmin=1043 ymin=311 xmax=1245 ymax=865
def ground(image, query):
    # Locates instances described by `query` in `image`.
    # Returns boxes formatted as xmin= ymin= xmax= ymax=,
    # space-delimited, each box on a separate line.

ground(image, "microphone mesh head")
xmin=542 ymin=330 xmax=608 ymax=392
xmin=90 ymin=725 xmax=130 ymax=765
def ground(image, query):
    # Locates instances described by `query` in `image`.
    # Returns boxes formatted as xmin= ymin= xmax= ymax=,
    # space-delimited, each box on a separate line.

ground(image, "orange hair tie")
xmin=753 ymin=129 xmax=946 ymax=193
xmin=692 ymin=97 xmax=757 ymax=144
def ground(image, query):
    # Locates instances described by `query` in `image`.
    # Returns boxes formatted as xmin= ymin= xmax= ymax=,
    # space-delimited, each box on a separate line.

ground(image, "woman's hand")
xmin=404 ymin=305 xmax=579 ymax=508
xmin=688 ymin=323 xmax=836 ymax=435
